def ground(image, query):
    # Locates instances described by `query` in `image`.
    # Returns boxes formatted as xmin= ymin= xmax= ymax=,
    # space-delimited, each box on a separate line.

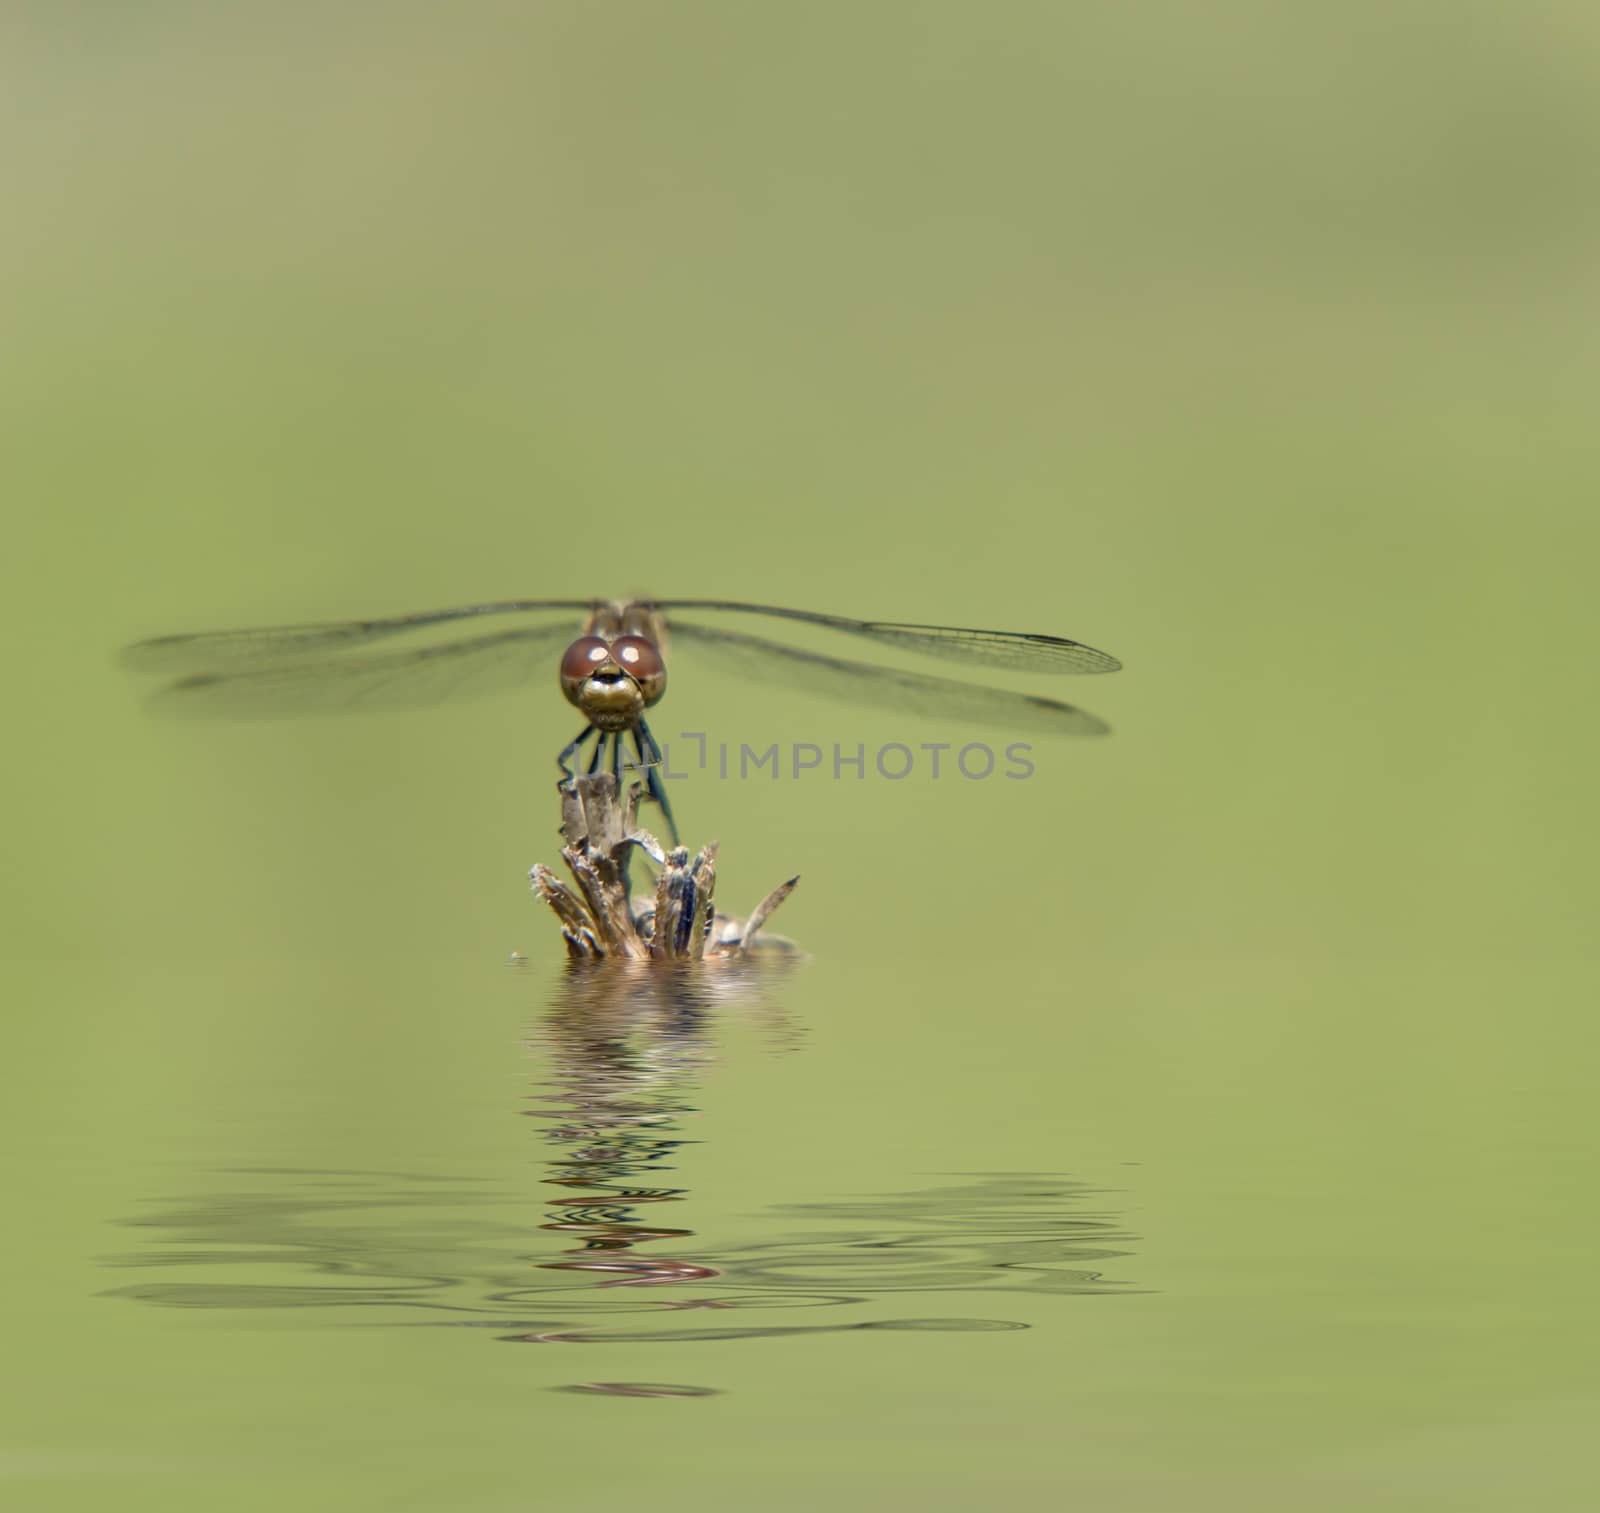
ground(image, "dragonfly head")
xmin=560 ymin=635 xmax=666 ymax=730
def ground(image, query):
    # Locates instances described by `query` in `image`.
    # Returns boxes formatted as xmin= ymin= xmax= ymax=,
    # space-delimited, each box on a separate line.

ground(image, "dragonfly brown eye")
xmin=610 ymin=636 xmax=667 ymax=705
xmin=559 ymin=636 xmax=612 ymax=706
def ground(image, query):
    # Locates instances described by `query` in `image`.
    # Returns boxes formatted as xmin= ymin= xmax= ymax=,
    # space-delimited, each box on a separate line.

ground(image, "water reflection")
xmin=102 ymin=961 xmax=1141 ymax=1374
xmin=529 ymin=960 xmax=783 ymax=1297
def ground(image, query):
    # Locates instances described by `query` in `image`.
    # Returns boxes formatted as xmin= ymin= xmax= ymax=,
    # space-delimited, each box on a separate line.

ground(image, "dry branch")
xmin=532 ymin=774 xmax=800 ymax=962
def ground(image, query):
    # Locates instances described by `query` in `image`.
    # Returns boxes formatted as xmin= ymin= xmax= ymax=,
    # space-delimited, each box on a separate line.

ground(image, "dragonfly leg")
xmin=557 ymin=724 xmax=597 ymax=778
xmin=556 ymin=725 xmax=600 ymax=812
xmin=611 ymin=726 xmax=626 ymax=791
xmin=635 ymin=720 xmax=679 ymax=847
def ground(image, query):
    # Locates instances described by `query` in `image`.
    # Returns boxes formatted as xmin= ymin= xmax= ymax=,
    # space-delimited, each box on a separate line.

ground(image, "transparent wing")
xmin=123 ymin=599 xmax=595 ymax=672
xmin=141 ymin=623 xmax=578 ymax=717
xmin=670 ymin=623 xmax=1110 ymax=736
xmin=659 ymin=600 xmax=1120 ymax=674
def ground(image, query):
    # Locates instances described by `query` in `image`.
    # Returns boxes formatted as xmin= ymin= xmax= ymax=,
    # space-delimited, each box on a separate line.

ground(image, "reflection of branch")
xmin=531 ymin=773 xmax=800 ymax=959
xmin=530 ymin=959 xmax=798 ymax=1296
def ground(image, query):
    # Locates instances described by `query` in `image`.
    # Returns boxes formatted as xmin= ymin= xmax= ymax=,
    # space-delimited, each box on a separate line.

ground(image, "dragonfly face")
xmin=557 ymin=600 xmax=670 ymax=737
xmin=124 ymin=595 xmax=1121 ymax=849
xmin=558 ymin=634 xmax=667 ymax=731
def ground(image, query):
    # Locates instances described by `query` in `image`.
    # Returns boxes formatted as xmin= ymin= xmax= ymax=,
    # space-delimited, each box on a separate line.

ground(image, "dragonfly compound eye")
xmin=610 ymin=636 xmax=667 ymax=706
xmin=559 ymin=636 xmax=614 ymax=707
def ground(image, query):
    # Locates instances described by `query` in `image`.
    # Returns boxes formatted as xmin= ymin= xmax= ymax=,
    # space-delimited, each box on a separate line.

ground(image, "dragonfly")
xmin=124 ymin=598 xmax=1121 ymax=844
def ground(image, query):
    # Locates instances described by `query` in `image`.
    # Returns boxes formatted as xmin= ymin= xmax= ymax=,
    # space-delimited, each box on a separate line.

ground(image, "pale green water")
xmin=4 ymin=5 xmax=1599 ymax=1510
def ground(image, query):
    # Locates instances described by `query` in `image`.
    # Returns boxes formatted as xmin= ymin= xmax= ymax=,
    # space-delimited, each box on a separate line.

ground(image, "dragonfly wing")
xmin=658 ymin=600 xmax=1120 ymax=674
xmin=143 ymin=623 xmax=577 ymax=716
xmin=670 ymin=623 xmax=1111 ymax=736
xmin=123 ymin=600 xmax=595 ymax=671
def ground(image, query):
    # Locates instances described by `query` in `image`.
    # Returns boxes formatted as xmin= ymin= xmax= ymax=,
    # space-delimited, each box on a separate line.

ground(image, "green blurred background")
xmin=3 ymin=4 xmax=1597 ymax=1511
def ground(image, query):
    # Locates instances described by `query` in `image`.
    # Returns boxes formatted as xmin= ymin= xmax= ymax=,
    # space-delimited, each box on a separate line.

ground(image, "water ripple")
xmin=103 ymin=963 xmax=1143 ymax=1367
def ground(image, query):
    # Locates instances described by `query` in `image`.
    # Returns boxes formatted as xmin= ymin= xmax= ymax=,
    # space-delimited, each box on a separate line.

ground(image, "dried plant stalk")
xmin=532 ymin=774 xmax=799 ymax=962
